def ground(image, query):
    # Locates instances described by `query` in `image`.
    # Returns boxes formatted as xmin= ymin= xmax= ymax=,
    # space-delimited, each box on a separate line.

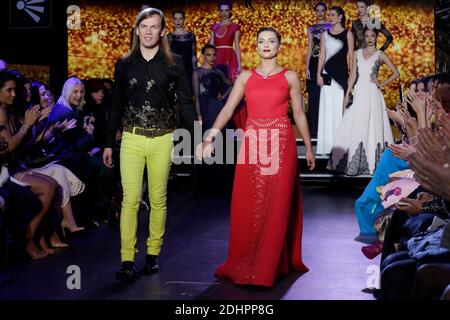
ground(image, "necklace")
xmin=215 ymin=22 xmax=229 ymax=39
xmin=259 ymin=66 xmax=278 ymax=79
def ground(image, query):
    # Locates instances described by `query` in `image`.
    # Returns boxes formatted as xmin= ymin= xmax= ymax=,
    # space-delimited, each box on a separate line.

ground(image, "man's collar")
xmin=137 ymin=46 xmax=163 ymax=62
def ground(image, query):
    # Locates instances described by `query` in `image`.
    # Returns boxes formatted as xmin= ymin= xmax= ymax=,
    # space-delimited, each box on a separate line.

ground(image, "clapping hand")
xmin=24 ymin=105 xmax=41 ymax=127
xmin=38 ymin=106 xmax=52 ymax=121
xmin=408 ymin=146 xmax=450 ymax=200
xmin=386 ymin=101 xmax=405 ymax=126
xmin=388 ymin=143 xmax=416 ymax=160
xmin=406 ymin=90 xmax=426 ymax=115
xmin=54 ymin=119 xmax=77 ymax=132
xmin=415 ymin=127 xmax=446 ymax=165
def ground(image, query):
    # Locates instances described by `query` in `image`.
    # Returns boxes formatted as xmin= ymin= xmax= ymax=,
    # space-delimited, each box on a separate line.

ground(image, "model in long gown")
xmin=211 ymin=22 xmax=247 ymax=130
xmin=193 ymin=67 xmax=230 ymax=131
xmin=167 ymin=32 xmax=197 ymax=87
xmin=215 ymin=68 xmax=308 ymax=287
xmin=328 ymin=49 xmax=394 ymax=175
xmin=306 ymin=22 xmax=331 ymax=138
xmin=316 ymin=29 xmax=349 ymax=155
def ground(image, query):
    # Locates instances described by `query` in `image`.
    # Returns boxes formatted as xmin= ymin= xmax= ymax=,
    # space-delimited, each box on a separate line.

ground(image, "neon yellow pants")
xmin=119 ymin=131 xmax=173 ymax=262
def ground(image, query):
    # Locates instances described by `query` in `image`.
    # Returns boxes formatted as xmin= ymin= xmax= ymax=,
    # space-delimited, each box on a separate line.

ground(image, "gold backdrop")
xmin=68 ymin=0 xmax=435 ymax=108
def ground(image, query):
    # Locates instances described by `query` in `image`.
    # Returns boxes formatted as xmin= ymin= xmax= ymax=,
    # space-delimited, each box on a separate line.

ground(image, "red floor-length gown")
xmin=211 ymin=22 xmax=247 ymax=129
xmin=215 ymin=69 xmax=309 ymax=287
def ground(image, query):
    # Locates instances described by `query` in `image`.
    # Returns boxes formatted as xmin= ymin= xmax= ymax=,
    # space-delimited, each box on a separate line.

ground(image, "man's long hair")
xmin=124 ymin=7 xmax=175 ymax=66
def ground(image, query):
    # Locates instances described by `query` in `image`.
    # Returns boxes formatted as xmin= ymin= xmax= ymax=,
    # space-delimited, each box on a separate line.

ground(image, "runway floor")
xmin=0 ymin=183 xmax=380 ymax=300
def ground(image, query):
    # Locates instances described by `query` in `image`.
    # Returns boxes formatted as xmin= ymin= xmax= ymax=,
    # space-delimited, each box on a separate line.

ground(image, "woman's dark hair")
xmin=30 ymin=80 xmax=45 ymax=107
xmin=172 ymin=10 xmax=185 ymax=19
xmin=201 ymin=44 xmax=216 ymax=54
xmin=8 ymin=70 xmax=29 ymax=120
xmin=357 ymin=0 xmax=372 ymax=7
xmin=363 ymin=27 xmax=379 ymax=37
xmin=218 ymin=1 xmax=232 ymax=10
xmin=0 ymin=70 xmax=16 ymax=89
xmin=257 ymin=27 xmax=282 ymax=44
xmin=330 ymin=6 xmax=346 ymax=28
xmin=314 ymin=2 xmax=327 ymax=11
xmin=416 ymin=79 xmax=428 ymax=92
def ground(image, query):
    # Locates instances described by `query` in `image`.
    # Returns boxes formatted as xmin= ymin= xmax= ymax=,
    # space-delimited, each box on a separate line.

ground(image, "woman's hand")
xmin=388 ymin=143 xmax=416 ymax=160
xmin=370 ymin=74 xmax=381 ymax=88
xmin=24 ymin=105 xmax=41 ymax=127
xmin=316 ymin=74 xmax=324 ymax=87
xmin=416 ymin=127 xmax=446 ymax=165
xmin=396 ymin=197 xmax=422 ymax=216
xmin=306 ymin=149 xmax=316 ymax=171
xmin=196 ymin=141 xmax=214 ymax=160
xmin=54 ymin=119 xmax=77 ymax=132
xmin=38 ymin=106 xmax=52 ymax=121
xmin=406 ymin=90 xmax=426 ymax=115
xmin=386 ymin=106 xmax=403 ymax=126
xmin=408 ymin=148 xmax=450 ymax=200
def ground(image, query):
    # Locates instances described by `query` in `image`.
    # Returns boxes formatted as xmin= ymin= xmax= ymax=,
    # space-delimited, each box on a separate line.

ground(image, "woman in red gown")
xmin=210 ymin=1 xmax=247 ymax=130
xmin=197 ymin=27 xmax=316 ymax=287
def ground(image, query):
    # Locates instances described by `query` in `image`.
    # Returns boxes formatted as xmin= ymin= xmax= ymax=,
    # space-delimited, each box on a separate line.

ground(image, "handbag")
xmin=345 ymin=93 xmax=354 ymax=108
xmin=321 ymin=73 xmax=332 ymax=86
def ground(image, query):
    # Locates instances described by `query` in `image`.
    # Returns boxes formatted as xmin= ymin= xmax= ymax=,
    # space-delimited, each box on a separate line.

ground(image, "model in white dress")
xmin=316 ymin=24 xmax=353 ymax=154
xmin=327 ymin=30 xmax=399 ymax=175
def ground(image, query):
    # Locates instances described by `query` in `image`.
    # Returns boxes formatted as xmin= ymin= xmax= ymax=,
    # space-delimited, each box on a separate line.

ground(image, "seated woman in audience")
xmin=353 ymin=77 xmax=447 ymax=242
xmin=18 ymin=77 xmax=99 ymax=227
xmin=30 ymin=81 xmax=54 ymax=111
xmin=373 ymin=84 xmax=450 ymax=300
xmin=0 ymin=71 xmax=60 ymax=259
xmin=82 ymin=78 xmax=120 ymax=223
xmin=48 ymin=77 xmax=95 ymax=155
xmin=1 ymin=71 xmax=84 ymax=252
xmin=375 ymin=121 xmax=450 ymax=300
xmin=361 ymin=83 xmax=450 ymax=258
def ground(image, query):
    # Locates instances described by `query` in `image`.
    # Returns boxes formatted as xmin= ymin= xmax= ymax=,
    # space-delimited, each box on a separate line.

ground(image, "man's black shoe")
xmin=143 ymin=255 xmax=160 ymax=275
xmin=115 ymin=261 xmax=137 ymax=282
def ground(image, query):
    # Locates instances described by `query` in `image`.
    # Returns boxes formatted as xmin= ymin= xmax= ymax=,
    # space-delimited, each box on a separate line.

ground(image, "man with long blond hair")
xmin=104 ymin=7 xmax=197 ymax=282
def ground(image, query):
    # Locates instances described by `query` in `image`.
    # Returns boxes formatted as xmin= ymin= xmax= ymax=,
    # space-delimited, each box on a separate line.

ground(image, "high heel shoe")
xmin=60 ymin=220 xmax=85 ymax=238
xmin=50 ymin=232 xmax=69 ymax=248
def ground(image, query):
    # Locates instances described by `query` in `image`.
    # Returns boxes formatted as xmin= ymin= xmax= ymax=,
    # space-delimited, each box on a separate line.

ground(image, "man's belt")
xmin=123 ymin=126 xmax=173 ymax=138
